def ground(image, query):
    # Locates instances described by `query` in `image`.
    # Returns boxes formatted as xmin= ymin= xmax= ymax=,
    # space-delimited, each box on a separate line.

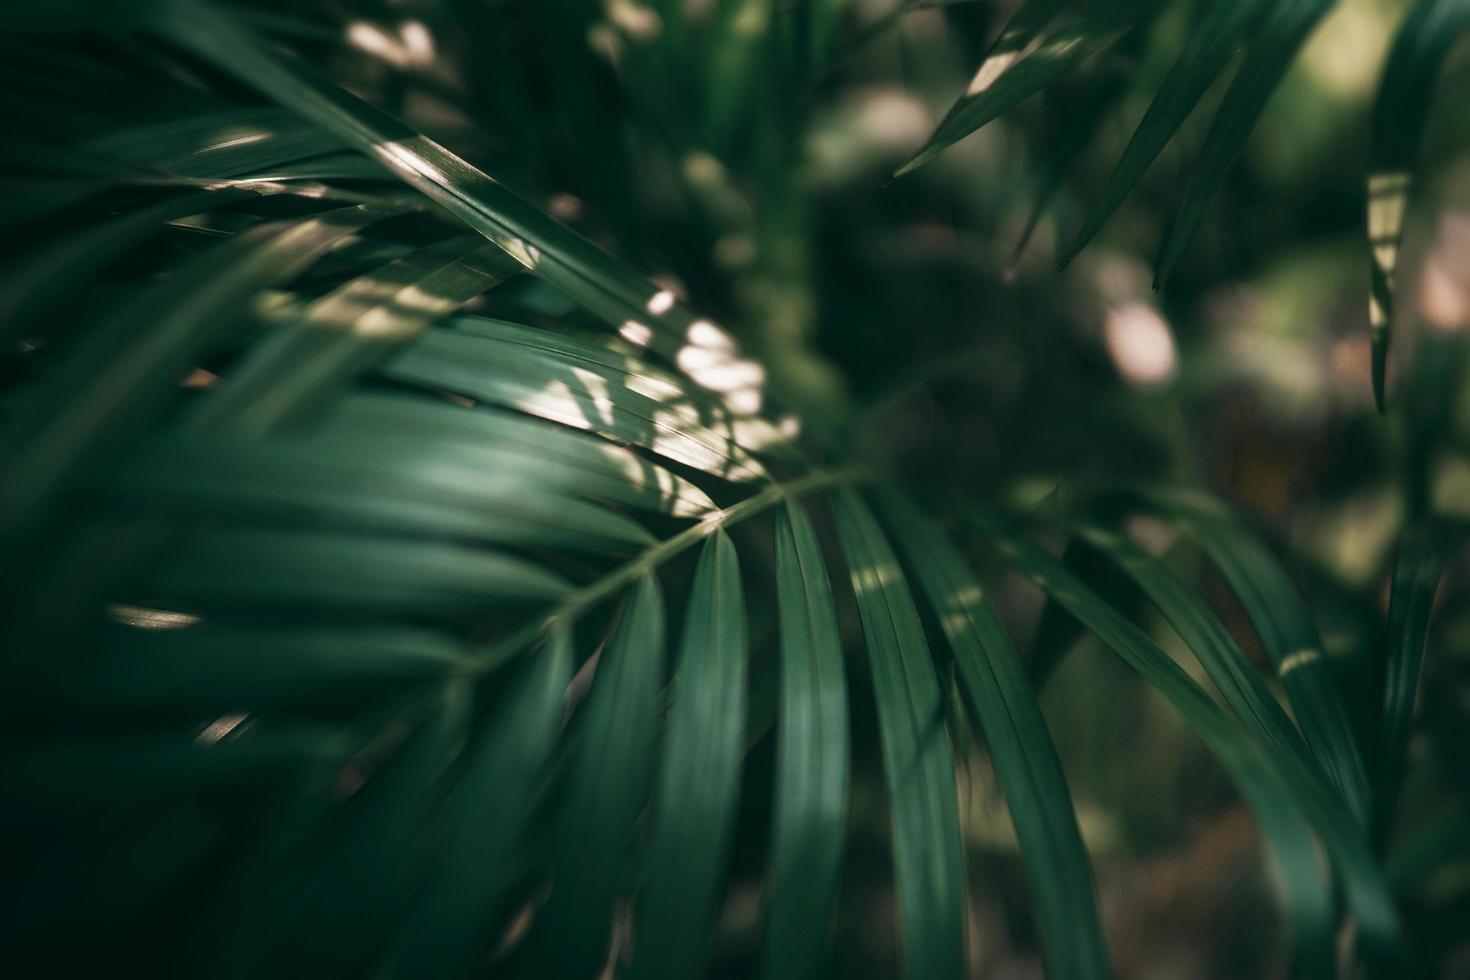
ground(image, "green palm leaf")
xmin=1153 ymin=0 xmax=1335 ymax=288
xmin=0 ymin=3 xmax=1450 ymax=976
xmin=159 ymin=0 xmax=750 ymax=370
xmin=959 ymin=504 xmax=1405 ymax=969
xmin=877 ymin=488 xmax=1110 ymax=980
xmin=634 ymin=530 xmax=748 ymax=980
xmin=1060 ymin=0 xmax=1272 ymax=267
xmin=386 ymin=630 xmax=572 ymax=979
xmin=897 ymin=0 xmax=1138 ymax=179
xmin=11 ymin=624 xmax=468 ymax=713
xmin=319 ymin=393 xmax=718 ymax=518
xmin=763 ymin=499 xmax=851 ymax=980
xmin=897 ymin=0 xmax=1468 ymax=312
xmin=832 ymin=488 xmax=968 ymax=980
xmin=1135 ymin=491 xmax=1374 ymax=825
xmin=527 ymin=575 xmax=667 ymax=979
xmin=1071 ymin=521 xmax=1317 ymax=775
xmin=0 ymin=202 xmax=407 ymax=544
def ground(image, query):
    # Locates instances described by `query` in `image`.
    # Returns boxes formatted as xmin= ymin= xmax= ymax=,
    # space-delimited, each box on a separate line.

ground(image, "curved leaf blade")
xmin=762 ymin=499 xmax=850 ymax=980
xmin=1153 ymin=0 xmax=1335 ymax=287
xmin=959 ymin=505 xmax=1404 ymax=970
xmin=160 ymin=0 xmax=764 ymax=385
xmin=385 ymin=630 xmax=572 ymax=979
xmin=1061 ymin=0 xmax=1270 ymax=266
xmin=110 ymin=434 xmax=654 ymax=555
xmin=1148 ymin=494 xmax=1374 ymax=826
xmin=831 ymin=488 xmax=966 ymax=980
xmin=12 ymin=625 xmax=468 ymax=713
xmin=633 ymin=530 xmax=747 ymax=980
xmin=325 ymin=393 xmax=717 ymax=518
xmin=142 ymin=526 xmax=571 ymax=615
xmin=877 ymin=489 xmax=1110 ymax=980
xmin=0 ymin=203 xmax=405 ymax=546
xmin=385 ymin=324 xmax=772 ymax=483
xmin=898 ymin=10 xmax=1132 ymax=178
xmin=1071 ymin=522 xmax=1312 ymax=772
xmin=527 ymin=575 xmax=666 ymax=979
xmin=0 ymin=188 xmax=252 ymax=347
xmin=187 ymin=238 xmax=520 ymax=434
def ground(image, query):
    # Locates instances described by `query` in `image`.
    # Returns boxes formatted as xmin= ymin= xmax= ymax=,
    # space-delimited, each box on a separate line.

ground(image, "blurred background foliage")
xmin=4 ymin=0 xmax=1470 ymax=977
xmin=295 ymin=0 xmax=1470 ymax=533
xmin=295 ymin=4 xmax=1470 ymax=970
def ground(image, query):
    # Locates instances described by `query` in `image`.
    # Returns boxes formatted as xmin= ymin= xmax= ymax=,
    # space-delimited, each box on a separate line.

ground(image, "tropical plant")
xmin=1 ymin=1 xmax=1467 ymax=978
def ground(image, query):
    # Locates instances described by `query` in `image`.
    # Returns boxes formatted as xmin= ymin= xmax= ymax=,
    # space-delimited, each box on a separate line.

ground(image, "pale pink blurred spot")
xmin=1331 ymin=334 xmax=1370 ymax=385
xmin=1417 ymin=216 xmax=1470 ymax=332
xmin=548 ymin=193 xmax=584 ymax=220
xmin=1104 ymin=303 xmax=1177 ymax=386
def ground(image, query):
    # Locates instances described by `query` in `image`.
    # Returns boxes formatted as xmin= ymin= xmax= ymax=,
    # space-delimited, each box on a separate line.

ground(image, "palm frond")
xmin=958 ymin=503 xmax=1405 ymax=969
xmin=763 ymin=499 xmax=850 ymax=980
xmin=1131 ymin=490 xmax=1375 ymax=823
xmin=899 ymin=0 xmax=1468 ymax=321
xmin=878 ymin=488 xmax=1110 ymax=980
xmin=0 ymin=3 xmax=1458 ymax=978
xmin=832 ymin=488 xmax=968 ymax=980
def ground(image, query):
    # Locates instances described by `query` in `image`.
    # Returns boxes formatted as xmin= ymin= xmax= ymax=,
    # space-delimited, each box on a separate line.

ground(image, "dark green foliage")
xmin=832 ymin=488 xmax=968 ymax=980
xmin=879 ymin=489 xmax=1109 ymax=980
xmin=1 ymin=2 xmax=1467 ymax=978
xmin=762 ymin=500 xmax=850 ymax=980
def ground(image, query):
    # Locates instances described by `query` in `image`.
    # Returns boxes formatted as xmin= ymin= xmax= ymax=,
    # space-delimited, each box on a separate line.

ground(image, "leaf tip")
xmin=894 ymin=141 xmax=943 ymax=179
xmin=1056 ymin=244 xmax=1080 ymax=274
xmin=892 ymin=157 xmax=924 ymax=180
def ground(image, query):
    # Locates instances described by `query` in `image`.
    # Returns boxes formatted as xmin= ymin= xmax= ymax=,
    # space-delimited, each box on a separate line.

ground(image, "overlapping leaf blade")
xmin=1154 ymin=0 xmax=1336 ymax=287
xmin=1024 ymin=536 xmax=1139 ymax=689
xmin=1071 ymin=522 xmax=1312 ymax=771
xmin=447 ymin=315 xmax=795 ymax=461
xmin=88 ymin=107 xmax=349 ymax=180
xmin=1013 ymin=39 xmax=1137 ymax=265
xmin=634 ymin=530 xmax=747 ymax=980
xmin=831 ymin=488 xmax=967 ymax=980
xmin=763 ymin=499 xmax=850 ymax=980
xmin=109 ymin=433 xmax=653 ymax=555
xmin=386 ymin=630 xmax=572 ymax=979
xmin=385 ymin=321 xmax=774 ymax=483
xmin=157 ymin=0 xmax=758 ymax=378
xmin=10 ymin=625 xmax=468 ymax=713
xmin=877 ymin=489 xmax=1110 ymax=980
xmin=321 ymin=393 xmax=717 ymax=518
xmin=3 ymin=721 xmax=348 ymax=801
xmin=959 ymin=504 xmax=1404 ymax=970
xmin=1140 ymin=493 xmax=1374 ymax=826
xmin=897 ymin=1 xmax=1137 ymax=178
xmin=141 ymin=526 xmax=570 ymax=615
xmin=0 ymin=202 xmax=406 ymax=545
xmin=186 ymin=237 xmax=520 ymax=434
xmin=0 ymin=188 xmax=253 ymax=346
xmin=527 ymin=576 xmax=666 ymax=979
xmin=1062 ymin=0 xmax=1271 ymax=266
